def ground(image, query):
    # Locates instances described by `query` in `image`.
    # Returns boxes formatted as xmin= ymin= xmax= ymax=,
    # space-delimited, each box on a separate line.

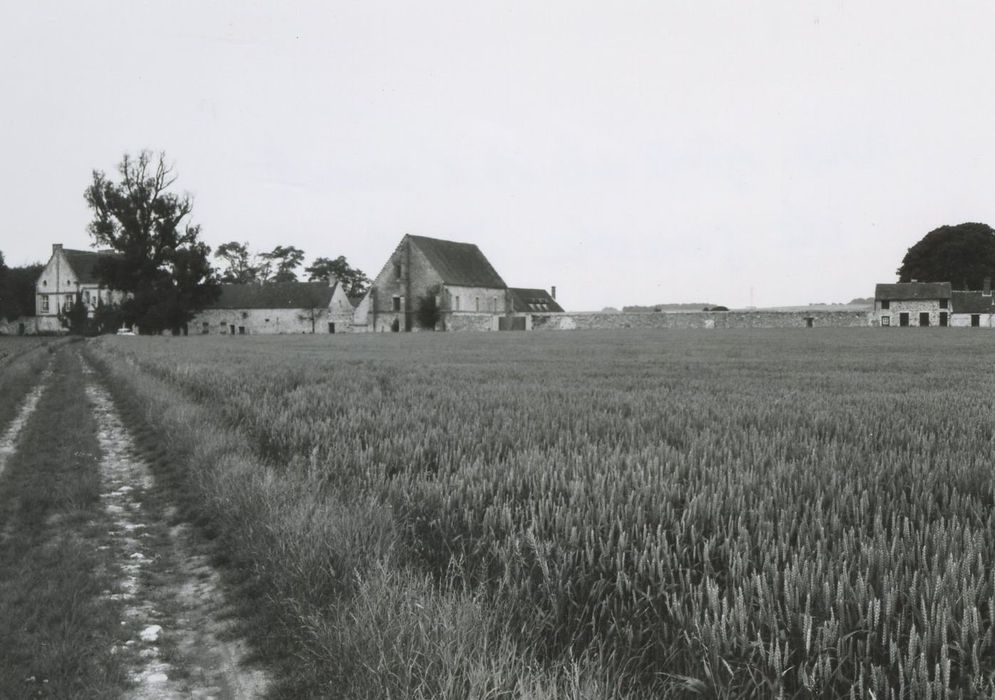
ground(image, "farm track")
xmin=81 ymin=354 xmax=270 ymax=699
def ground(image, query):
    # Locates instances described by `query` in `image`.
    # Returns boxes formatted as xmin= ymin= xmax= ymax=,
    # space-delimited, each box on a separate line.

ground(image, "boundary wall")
xmin=529 ymin=310 xmax=872 ymax=331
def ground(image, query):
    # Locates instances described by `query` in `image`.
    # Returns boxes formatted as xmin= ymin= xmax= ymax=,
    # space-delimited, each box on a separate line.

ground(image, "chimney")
xmin=985 ymin=277 xmax=992 ymax=297
xmin=53 ymin=243 xmax=63 ymax=252
xmin=551 ymin=285 xmax=557 ymax=300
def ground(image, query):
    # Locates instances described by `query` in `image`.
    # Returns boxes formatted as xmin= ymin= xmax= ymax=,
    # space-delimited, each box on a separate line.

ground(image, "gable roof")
xmin=62 ymin=249 xmax=119 ymax=285
xmin=207 ymin=282 xmax=334 ymax=310
xmin=407 ymin=235 xmax=506 ymax=289
xmin=508 ymin=287 xmax=564 ymax=313
xmin=875 ymin=282 xmax=951 ymax=301
xmin=951 ymin=290 xmax=995 ymax=314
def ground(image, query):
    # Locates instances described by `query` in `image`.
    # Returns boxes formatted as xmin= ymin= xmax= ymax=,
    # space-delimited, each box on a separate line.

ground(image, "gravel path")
xmin=82 ymin=358 xmax=269 ymax=699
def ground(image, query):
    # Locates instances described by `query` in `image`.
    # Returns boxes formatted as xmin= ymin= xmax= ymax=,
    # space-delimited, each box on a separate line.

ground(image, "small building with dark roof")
xmin=35 ymin=243 xmax=125 ymax=333
xmin=950 ymin=282 xmax=995 ymax=327
xmin=191 ymin=279 xmax=357 ymax=335
xmin=873 ymin=282 xmax=951 ymax=327
xmin=508 ymin=288 xmax=563 ymax=314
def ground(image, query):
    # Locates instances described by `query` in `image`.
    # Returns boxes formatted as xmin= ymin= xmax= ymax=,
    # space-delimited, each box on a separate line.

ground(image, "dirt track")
xmin=82 ymin=357 xmax=269 ymax=699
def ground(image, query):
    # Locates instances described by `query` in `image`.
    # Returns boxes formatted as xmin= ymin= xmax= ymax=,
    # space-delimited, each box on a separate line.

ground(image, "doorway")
xmin=899 ymin=313 xmax=909 ymax=327
xmin=328 ymin=322 xmax=336 ymax=334
xmin=919 ymin=312 xmax=930 ymax=327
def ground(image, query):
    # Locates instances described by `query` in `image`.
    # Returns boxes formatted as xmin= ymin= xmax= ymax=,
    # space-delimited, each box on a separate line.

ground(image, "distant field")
xmin=89 ymin=329 xmax=995 ymax=697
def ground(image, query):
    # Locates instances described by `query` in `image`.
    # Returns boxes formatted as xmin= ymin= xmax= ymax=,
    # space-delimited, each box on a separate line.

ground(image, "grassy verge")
xmin=0 ymin=348 xmax=128 ymax=697
xmin=0 ymin=338 xmax=58 ymax=430
xmin=86 ymin=340 xmax=615 ymax=698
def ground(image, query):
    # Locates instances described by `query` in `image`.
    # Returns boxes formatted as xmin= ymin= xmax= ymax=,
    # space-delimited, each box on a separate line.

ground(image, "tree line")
xmin=1 ymin=151 xmax=370 ymax=334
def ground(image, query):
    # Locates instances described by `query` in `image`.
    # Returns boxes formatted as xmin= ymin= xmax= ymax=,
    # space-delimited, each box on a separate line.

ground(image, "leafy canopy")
xmin=85 ymin=151 xmax=219 ymax=334
xmin=215 ymin=242 xmax=306 ymax=283
xmin=898 ymin=222 xmax=995 ymax=290
xmin=0 ymin=254 xmax=43 ymax=322
xmin=304 ymin=256 xmax=371 ymax=297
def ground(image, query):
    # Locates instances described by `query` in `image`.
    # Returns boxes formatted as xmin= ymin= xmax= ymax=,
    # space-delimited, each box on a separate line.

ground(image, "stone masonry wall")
xmin=530 ymin=310 xmax=872 ymax=331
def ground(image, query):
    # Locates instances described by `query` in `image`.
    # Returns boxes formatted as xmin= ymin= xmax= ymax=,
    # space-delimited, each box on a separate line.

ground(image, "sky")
xmin=3 ymin=1 xmax=995 ymax=311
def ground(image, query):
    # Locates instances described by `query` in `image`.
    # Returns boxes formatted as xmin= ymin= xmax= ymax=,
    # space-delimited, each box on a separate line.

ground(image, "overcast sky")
xmin=3 ymin=2 xmax=995 ymax=310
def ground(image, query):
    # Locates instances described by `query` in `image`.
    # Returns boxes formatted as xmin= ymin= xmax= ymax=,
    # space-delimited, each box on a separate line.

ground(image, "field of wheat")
xmin=87 ymin=329 xmax=995 ymax=698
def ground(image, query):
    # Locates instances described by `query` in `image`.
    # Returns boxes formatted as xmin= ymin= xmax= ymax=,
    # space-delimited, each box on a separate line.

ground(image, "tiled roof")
xmin=408 ymin=235 xmax=506 ymax=289
xmin=508 ymin=287 xmax=564 ymax=313
xmin=951 ymin=290 xmax=995 ymax=314
xmin=63 ymin=249 xmax=119 ymax=285
xmin=207 ymin=282 xmax=334 ymax=310
xmin=875 ymin=282 xmax=951 ymax=301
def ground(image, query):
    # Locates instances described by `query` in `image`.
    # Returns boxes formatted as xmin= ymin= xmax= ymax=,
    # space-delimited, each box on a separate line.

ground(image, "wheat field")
xmin=88 ymin=329 xmax=995 ymax=698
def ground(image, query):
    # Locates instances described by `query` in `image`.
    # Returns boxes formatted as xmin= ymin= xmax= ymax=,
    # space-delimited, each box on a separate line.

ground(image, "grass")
xmin=86 ymin=328 xmax=995 ymax=697
xmin=0 ymin=337 xmax=57 ymax=431
xmin=0 ymin=347 xmax=129 ymax=698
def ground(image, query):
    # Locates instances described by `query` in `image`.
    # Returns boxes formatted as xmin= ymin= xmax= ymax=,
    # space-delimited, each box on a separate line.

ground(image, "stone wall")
xmin=530 ymin=310 xmax=872 ymax=331
xmin=191 ymin=307 xmax=329 ymax=335
xmin=446 ymin=312 xmax=499 ymax=332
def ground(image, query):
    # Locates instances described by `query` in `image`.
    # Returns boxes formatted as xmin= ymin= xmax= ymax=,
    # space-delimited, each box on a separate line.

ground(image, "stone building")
xmin=950 ymin=281 xmax=995 ymax=327
xmin=355 ymin=234 xmax=510 ymax=332
xmin=34 ymin=244 xmax=124 ymax=333
xmin=873 ymin=282 xmax=951 ymax=327
xmin=191 ymin=279 xmax=357 ymax=335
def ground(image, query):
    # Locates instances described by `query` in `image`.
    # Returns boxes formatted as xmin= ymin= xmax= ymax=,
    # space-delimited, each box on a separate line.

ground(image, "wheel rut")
xmin=81 ymin=356 xmax=269 ymax=699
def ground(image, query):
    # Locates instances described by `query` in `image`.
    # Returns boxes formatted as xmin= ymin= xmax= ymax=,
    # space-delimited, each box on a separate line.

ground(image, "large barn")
xmin=354 ymin=234 xmax=561 ymax=332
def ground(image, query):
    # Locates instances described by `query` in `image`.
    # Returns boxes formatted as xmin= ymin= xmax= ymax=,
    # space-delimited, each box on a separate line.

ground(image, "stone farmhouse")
xmin=34 ymin=243 xmax=124 ymax=333
xmin=873 ymin=282 xmax=952 ymax=327
xmin=352 ymin=234 xmax=559 ymax=332
xmin=190 ymin=279 xmax=357 ymax=335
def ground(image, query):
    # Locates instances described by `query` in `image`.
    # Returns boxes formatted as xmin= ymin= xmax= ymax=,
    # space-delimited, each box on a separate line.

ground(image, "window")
xmin=394 ymin=262 xmax=402 ymax=280
xmin=939 ymin=299 xmax=948 ymax=309
xmin=881 ymin=316 xmax=890 ymax=326
xmin=41 ymin=295 xmax=49 ymax=313
xmin=202 ymin=322 xmax=210 ymax=334
xmin=880 ymin=300 xmax=890 ymax=310
xmin=392 ymin=296 xmax=401 ymax=312
xmin=475 ymin=297 xmax=480 ymax=312
xmin=455 ymin=296 xmax=461 ymax=311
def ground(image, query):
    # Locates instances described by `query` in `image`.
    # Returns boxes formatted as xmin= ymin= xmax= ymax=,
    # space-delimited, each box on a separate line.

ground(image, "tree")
xmin=85 ymin=151 xmax=220 ymax=334
xmin=416 ymin=284 xmax=441 ymax=329
xmin=0 ymin=254 xmax=43 ymax=322
xmin=215 ymin=241 xmax=261 ymax=284
xmin=897 ymin=222 xmax=995 ymax=290
xmin=304 ymin=255 xmax=371 ymax=297
xmin=259 ymin=245 xmax=305 ymax=283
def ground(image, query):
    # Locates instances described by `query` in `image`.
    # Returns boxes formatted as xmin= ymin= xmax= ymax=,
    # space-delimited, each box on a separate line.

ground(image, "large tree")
xmin=304 ymin=255 xmax=371 ymax=297
xmin=215 ymin=241 xmax=261 ymax=284
xmin=898 ymin=222 xmax=995 ymax=290
xmin=85 ymin=151 xmax=220 ymax=334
